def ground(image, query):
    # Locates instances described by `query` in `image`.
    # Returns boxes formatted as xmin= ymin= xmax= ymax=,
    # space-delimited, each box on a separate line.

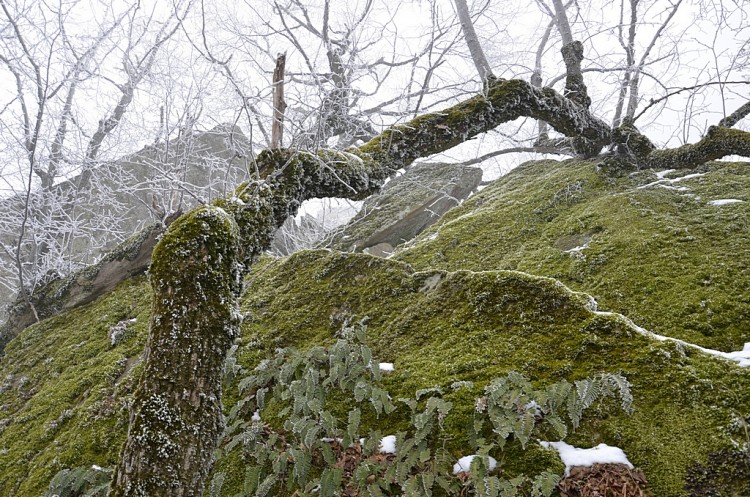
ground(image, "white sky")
xmin=0 ymin=0 xmax=748 ymax=195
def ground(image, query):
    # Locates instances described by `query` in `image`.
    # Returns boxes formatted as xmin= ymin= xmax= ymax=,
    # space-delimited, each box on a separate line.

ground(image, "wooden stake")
xmin=271 ymin=52 xmax=286 ymax=149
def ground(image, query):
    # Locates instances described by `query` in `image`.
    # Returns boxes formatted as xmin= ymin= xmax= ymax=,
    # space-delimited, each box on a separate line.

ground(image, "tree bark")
xmin=270 ymin=53 xmax=287 ymax=149
xmin=454 ymin=0 xmax=493 ymax=82
xmin=110 ymin=76 xmax=750 ymax=496
xmin=549 ymin=0 xmax=591 ymax=108
xmin=642 ymin=126 xmax=750 ymax=170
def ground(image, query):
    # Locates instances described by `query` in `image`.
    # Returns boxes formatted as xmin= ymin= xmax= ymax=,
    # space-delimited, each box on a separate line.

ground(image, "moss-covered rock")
xmin=0 ymin=276 xmax=152 ymax=495
xmin=1 ymin=159 xmax=749 ymax=497
xmin=397 ymin=159 xmax=750 ymax=352
xmin=327 ymin=162 xmax=482 ymax=254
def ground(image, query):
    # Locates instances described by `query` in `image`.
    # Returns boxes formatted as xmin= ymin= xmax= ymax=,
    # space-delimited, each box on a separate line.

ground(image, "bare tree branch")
xmin=454 ymin=0 xmax=493 ymax=82
xmin=271 ymin=52 xmax=287 ymax=149
xmin=633 ymin=80 xmax=750 ymax=122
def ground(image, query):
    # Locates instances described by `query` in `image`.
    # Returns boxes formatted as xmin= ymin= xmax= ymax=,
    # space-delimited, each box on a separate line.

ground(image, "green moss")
xmin=3 ymin=249 xmax=748 ymax=497
xmin=396 ymin=159 xmax=750 ymax=352
xmin=2 ymin=159 xmax=749 ymax=497
xmin=0 ymin=276 xmax=151 ymax=495
xmin=224 ymin=249 xmax=750 ymax=497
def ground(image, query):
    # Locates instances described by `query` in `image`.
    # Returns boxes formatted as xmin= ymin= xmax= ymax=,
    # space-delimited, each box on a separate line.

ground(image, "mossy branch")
xmin=718 ymin=100 xmax=750 ymax=129
xmin=359 ymin=78 xmax=610 ymax=161
xmin=643 ymin=126 xmax=750 ymax=170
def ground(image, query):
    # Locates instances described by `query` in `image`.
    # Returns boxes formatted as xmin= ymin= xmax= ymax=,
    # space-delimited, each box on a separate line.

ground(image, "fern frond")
xmin=531 ymin=471 xmax=560 ymax=497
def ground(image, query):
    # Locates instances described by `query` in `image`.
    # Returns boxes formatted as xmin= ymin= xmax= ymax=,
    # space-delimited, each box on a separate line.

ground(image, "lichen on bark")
xmin=643 ymin=126 xmax=750 ymax=170
xmin=110 ymin=206 xmax=242 ymax=497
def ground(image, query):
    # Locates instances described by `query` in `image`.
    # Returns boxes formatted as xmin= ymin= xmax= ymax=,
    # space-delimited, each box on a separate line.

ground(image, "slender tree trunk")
xmin=532 ymin=20 xmax=555 ymax=144
xmin=454 ymin=0 xmax=493 ymax=82
xmin=612 ymin=0 xmax=637 ymax=128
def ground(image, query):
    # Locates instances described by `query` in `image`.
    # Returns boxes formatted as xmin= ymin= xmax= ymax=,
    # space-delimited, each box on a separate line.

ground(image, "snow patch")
xmin=709 ymin=199 xmax=744 ymax=206
xmin=658 ymin=184 xmax=690 ymax=191
xmin=724 ymin=343 xmax=750 ymax=367
xmin=638 ymin=172 xmax=706 ymax=190
xmin=593 ymin=310 xmax=750 ymax=368
xmin=540 ymin=441 xmax=633 ymax=476
xmin=564 ymin=243 xmax=589 ymax=255
xmin=654 ymin=169 xmax=675 ymax=179
xmin=379 ymin=435 xmax=397 ymax=454
xmin=525 ymin=400 xmax=541 ymax=417
xmin=453 ymin=455 xmax=498 ymax=474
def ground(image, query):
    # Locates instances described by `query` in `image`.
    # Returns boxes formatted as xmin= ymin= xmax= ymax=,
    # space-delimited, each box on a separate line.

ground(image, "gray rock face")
xmin=328 ymin=162 xmax=482 ymax=254
xmin=0 ymin=124 xmax=251 ymax=320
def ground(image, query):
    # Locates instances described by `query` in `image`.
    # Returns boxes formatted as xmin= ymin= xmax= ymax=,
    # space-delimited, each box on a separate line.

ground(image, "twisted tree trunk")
xmin=110 ymin=77 xmax=750 ymax=496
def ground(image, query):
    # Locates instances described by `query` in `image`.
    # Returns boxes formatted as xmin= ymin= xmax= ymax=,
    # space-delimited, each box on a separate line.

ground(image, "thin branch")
xmin=633 ymin=80 xmax=750 ymax=122
xmin=454 ymin=0 xmax=493 ymax=81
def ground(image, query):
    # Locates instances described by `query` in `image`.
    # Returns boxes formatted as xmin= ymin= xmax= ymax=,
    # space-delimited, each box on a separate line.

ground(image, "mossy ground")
xmin=1 ymin=160 xmax=749 ymax=497
xmin=0 ymin=276 xmax=152 ymax=495
xmin=396 ymin=159 xmax=750 ymax=352
xmin=229 ymin=250 xmax=750 ymax=497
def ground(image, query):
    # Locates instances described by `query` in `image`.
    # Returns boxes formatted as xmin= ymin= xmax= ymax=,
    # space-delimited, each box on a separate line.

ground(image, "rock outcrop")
xmin=0 ymin=124 xmax=251 ymax=319
xmin=328 ymin=162 xmax=482 ymax=255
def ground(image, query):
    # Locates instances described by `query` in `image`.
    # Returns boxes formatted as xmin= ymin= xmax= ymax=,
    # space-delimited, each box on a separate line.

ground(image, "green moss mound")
xmin=396 ymin=159 xmax=750 ymax=352
xmin=0 ymin=276 xmax=152 ymax=495
xmin=232 ymin=250 xmax=750 ymax=497
xmin=1 ymin=159 xmax=749 ymax=497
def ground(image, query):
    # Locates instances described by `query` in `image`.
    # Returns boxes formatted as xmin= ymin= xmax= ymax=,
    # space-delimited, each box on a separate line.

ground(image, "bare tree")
xmin=0 ymin=0 xmax=192 ymax=316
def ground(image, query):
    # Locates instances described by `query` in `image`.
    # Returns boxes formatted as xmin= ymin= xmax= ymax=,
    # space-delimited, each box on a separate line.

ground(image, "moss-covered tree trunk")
xmin=109 ymin=207 xmax=243 ymax=497
xmin=110 ymin=77 xmax=750 ymax=496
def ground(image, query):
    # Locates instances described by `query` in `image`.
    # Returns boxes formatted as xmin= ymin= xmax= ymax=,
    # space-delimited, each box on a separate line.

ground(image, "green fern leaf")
xmin=575 ymin=378 xmax=602 ymax=410
xmin=498 ymin=477 xmax=522 ymax=497
xmin=319 ymin=468 xmax=343 ymax=497
xmin=303 ymin=421 xmax=320 ymax=449
xmin=354 ymin=380 xmax=368 ymax=403
xmin=254 ymin=473 xmax=277 ymax=497
xmin=608 ymin=373 xmax=634 ymax=413
xmin=513 ymin=411 xmax=535 ymax=449
xmin=531 ymin=471 xmax=560 ymax=497
xmin=291 ymin=447 xmax=311 ymax=487
xmin=242 ymin=465 xmax=261 ymax=495
xmin=348 ymin=408 xmax=361 ymax=442
xmin=482 ymin=476 xmax=501 ymax=497
xmin=545 ymin=414 xmax=568 ymax=440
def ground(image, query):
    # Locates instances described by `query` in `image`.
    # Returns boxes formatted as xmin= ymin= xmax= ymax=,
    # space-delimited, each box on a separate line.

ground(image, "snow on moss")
xmin=539 ymin=441 xmax=633 ymax=476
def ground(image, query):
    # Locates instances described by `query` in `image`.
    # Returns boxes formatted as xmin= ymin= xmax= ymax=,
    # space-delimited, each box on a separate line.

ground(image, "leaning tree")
xmin=109 ymin=6 xmax=750 ymax=497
